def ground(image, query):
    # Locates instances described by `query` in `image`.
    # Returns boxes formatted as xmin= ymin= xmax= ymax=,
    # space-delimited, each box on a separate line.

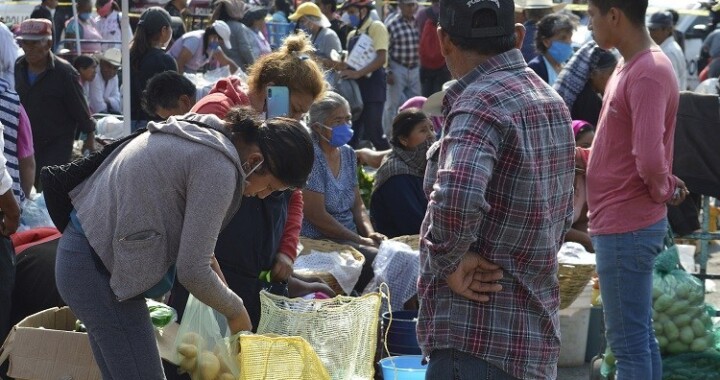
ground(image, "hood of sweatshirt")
xmin=146 ymin=112 xmax=246 ymax=230
xmin=147 ymin=112 xmax=243 ymax=171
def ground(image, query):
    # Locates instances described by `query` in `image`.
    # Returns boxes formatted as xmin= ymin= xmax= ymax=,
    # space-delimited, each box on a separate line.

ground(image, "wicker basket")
xmin=390 ymin=234 xmax=420 ymax=251
xmin=296 ymin=238 xmax=365 ymax=295
xmin=558 ymin=264 xmax=596 ymax=309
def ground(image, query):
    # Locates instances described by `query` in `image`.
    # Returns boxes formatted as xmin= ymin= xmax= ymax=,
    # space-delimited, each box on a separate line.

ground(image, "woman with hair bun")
xmin=55 ymin=107 xmax=315 ymax=379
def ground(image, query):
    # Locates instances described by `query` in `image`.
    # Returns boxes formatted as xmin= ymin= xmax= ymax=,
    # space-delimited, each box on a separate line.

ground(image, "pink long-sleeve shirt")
xmin=587 ymin=48 xmax=679 ymax=235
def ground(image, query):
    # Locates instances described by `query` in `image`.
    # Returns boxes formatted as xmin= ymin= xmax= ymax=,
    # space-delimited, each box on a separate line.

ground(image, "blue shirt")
xmin=301 ymin=141 xmax=358 ymax=238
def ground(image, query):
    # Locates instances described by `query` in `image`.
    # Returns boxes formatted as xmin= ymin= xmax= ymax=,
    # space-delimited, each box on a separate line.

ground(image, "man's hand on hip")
xmin=446 ymin=253 xmax=503 ymax=302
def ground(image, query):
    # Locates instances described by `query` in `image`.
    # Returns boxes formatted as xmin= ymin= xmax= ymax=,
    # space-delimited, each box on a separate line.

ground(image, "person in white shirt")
xmin=0 ymin=23 xmax=19 ymax=89
xmin=94 ymin=0 xmax=132 ymax=51
xmin=89 ymin=48 xmax=122 ymax=114
xmin=649 ymin=11 xmax=687 ymax=90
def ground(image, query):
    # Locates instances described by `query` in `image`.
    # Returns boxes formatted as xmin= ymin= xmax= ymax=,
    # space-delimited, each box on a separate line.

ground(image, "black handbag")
xmin=40 ymin=128 xmax=147 ymax=232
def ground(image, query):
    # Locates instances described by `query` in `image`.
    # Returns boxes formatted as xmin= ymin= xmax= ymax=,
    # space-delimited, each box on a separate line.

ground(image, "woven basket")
xmin=558 ymin=264 xmax=596 ymax=309
xmin=296 ymin=238 xmax=365 ymax=295
xmin=390 ymin=234 xmax=420 ymax=251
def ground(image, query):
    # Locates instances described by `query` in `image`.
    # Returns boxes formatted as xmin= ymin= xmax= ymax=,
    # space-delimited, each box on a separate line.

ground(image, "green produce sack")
xmin=662 ymin=350 xmax=720 ymax=380
xmin=652 ymin=236 xmax=714 ymax=356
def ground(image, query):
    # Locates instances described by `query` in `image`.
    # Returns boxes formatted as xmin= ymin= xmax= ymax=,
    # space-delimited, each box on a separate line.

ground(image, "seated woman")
xmin=566 ymin=120 xmax=595 ymax=252
xmin=553 ymin=41 xmax=618 ymax=126
xmin=301 ymin=91 xmax=386 ymax=293
xmin=167 ymin=20 xmax=238 ymax=74
xmin=527 ymin=13 xmax=576 ymax=85
xmin=370 ymin=108 xmax=434 ymax=238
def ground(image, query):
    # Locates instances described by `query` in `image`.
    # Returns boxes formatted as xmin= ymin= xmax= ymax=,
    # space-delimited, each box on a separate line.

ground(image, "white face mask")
xmin=242 ymin=159 xmax=264 ymax=188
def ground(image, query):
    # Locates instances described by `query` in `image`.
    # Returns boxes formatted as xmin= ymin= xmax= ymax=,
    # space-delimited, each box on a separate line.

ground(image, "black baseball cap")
xmin=647 ymin=11 xmax=673 ymax=29
xmin=439 ymin=0 xmax=515 ymax=38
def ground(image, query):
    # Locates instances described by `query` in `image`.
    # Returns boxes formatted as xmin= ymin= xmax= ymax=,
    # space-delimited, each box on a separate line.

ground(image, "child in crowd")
xmin=73 ymin=55 xmax=98 ymax=112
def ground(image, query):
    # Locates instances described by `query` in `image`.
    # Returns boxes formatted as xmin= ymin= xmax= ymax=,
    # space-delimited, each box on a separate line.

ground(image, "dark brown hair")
xmin=246 ymin=32 xmax=326 ymax=102
xmin=225 ymin=107 xmax=314 ymax=189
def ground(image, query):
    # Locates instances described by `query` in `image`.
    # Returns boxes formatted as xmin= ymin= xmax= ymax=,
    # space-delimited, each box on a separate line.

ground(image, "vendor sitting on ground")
xmin=167 ymin=20 xmax=238 ymax=74
xmin=370 ymin=108 xmax=433 ymax=238
xmin=567 ymin=120 xmax=595 ymax=252
xmin=301 ymin=91 xmax=386 ymax=294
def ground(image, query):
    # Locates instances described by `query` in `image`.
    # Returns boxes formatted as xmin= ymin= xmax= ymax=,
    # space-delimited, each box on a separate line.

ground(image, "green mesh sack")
xmin=662 ymin=350 xmax=720 ymax=379
xmin=651 ymin=228 xmax=714 ymax=356
xmin=655 ymin=230 xmax=680 ymax=274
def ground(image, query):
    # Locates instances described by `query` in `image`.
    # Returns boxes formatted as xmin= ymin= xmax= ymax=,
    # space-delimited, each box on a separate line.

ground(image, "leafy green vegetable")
xmin=147 ymin=299 xmax=177 ymax=328
xmin=357 ymin=166 xmax=375 ymax=208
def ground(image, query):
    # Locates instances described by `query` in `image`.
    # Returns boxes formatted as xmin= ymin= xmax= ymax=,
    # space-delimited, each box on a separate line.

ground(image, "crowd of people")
xmin=0 ymin=0 xmax=715 ymax=378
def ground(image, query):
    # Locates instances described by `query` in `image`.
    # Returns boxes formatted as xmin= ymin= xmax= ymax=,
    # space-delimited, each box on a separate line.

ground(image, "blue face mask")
xmin=548 ymin=40 xmax=573 ymax=63
xmin=347 ymin=14 xmax=361 ymax=28
xmin=208 ymin=41 xmax=220 ymax=51
xmin=320 ymin=123 xmax=354 ymax=147
xmin=78 ymin=12 xmax=91 ymax=21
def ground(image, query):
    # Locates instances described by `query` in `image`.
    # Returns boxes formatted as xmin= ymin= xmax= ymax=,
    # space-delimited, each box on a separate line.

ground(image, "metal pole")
xmin=121 ymin=0 xmax=130 ymax=135
xmin=71 ymin=0 xmax=81 ymax=56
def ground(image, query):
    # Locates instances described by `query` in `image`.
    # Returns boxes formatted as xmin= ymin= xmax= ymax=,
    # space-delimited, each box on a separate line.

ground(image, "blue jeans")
xmin=55 ymin=223 xmax=165 ymax=380
xmin=383 ymin=61 xmax=421 ymax=135
xmin=426 ymin=349 xmax=520 ymax=380
xmin=592 ymin=218 xmax=666 ymax=380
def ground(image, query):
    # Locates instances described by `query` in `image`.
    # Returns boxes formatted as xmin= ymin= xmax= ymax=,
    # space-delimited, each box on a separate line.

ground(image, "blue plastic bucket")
xmin=380 ymin=355 xmax=427 ymax=380
xmin=382 ymin=310 xmax=421 ymax=356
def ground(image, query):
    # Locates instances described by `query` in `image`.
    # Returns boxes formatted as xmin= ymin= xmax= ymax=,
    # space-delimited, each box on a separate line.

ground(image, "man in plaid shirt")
xmin=383 ymin=0 xmax=421 ymax=134
xmin=419 ymin=0 xmax=575 ymax=378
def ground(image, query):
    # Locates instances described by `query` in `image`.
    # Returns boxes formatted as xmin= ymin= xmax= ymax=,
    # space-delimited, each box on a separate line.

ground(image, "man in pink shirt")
xmin=585 ymin=1 xmax=688 ymax=379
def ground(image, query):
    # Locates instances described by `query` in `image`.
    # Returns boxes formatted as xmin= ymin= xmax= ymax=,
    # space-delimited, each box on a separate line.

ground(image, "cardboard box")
xmin=0 ymin=307 xmax=179 ymax=380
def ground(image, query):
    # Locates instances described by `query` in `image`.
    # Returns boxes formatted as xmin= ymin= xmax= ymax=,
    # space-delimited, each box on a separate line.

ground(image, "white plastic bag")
xmin=363 ymin=240 xmax=418 ymax=311
xmin=174 ymin=295 xmax=239 ymax=380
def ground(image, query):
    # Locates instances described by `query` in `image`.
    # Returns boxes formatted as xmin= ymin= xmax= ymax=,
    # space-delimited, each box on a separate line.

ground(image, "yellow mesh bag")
xmin=257 ymin=290 xmax=382 ymax=380
xmin=236 ymin=334 xmax=330 ymax=380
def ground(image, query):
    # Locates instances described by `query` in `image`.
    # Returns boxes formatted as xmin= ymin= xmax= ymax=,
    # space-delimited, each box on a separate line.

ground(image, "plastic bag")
xmin=147 ymin=299 xmax=177 ymax=329
xmin=652 ymin=245 xmax=715 ymax=356
xmin=600 ymin=347 xmax=616 ymax=378
xmin=363 ymin=240 xmax=418 ymax=312
xmin=18 ymin=193 xmax=55 ymax=231
xmin=95 ymin=115 xmax=129 ymax=140
xmin=174 ymin=295 xmax=239 ymax=380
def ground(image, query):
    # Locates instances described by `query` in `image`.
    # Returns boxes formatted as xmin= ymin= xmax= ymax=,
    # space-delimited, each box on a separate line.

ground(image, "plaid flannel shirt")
xmin=386 ymin=13 xmax=419 ymax=68
xmin=418 ymin=49 xmax=575 ymax=380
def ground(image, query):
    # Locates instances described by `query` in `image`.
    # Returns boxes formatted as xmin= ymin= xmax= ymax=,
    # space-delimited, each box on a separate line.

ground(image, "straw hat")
xmin=516 ymin=0 xmax=567 ymax=12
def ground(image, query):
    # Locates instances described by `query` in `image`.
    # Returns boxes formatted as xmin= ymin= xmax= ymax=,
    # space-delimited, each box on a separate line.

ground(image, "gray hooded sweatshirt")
xmin=70 ymin=113 xmax=245 ymax=318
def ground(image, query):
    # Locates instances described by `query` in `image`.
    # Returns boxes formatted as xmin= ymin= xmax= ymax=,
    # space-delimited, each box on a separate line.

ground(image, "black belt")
xmin=391 ymin=60 xmax=419 ymax=70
